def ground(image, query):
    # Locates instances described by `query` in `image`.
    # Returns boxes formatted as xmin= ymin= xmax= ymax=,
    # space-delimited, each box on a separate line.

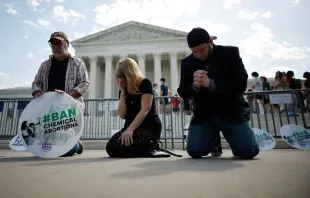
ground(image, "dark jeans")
xmin=106 ymin=123 xmax=162 ymax=158
xmin=187 ymin=118 xmax=259 ymax=159
xmin=212 ymin=133 xmax=221 ymax=148
xmin=61 ymin=141 xmax=81 ymax=157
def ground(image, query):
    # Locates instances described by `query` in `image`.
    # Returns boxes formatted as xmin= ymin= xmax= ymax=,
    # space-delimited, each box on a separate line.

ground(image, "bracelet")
xmin=120 ymin=94 xmax=126 ymax=99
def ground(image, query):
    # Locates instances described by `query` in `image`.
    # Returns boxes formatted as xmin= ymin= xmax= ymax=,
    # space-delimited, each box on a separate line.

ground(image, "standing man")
xmin=177 ymin=27 xmax=259 ymax=159
xmin=159 ymin=78 xmax=169 ymax=113
xmin=153 ymin=83 xmax=159 ymax=97
xmin=31 ymin=31 xmax=90 ymax=157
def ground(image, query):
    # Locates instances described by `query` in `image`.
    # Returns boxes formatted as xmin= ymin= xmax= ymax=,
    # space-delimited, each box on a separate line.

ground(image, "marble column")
xmin=137 ymin=53 xmax=146 ymax=75
xmin=169 ymin=52 xmax=178 ymax=93
xmin=153 ymin=52 xmax=162 ymax=85
xmin=89 ymin=56 xmax=97 ymax=99
xmin=104 ymin=55 xmax=113 ymax=98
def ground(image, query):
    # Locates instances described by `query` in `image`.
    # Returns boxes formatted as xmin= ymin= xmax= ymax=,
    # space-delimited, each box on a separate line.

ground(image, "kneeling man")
xmin=31 ymin=31 xmax=89 ymax=157
xmin=178 ymin=27 xmax=259 ymax=159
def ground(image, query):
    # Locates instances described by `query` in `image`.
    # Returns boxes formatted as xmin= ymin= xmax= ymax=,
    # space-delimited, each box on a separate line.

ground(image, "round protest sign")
xmin=9 ymin=134 xmax=27 ymax=151
xmin=253 ymin=128 xmax=276 ymax=150
xmin=280 ymin=124 xmax=310 ymax=150
xmin=18 ymin=92 xmax=84 ymax=158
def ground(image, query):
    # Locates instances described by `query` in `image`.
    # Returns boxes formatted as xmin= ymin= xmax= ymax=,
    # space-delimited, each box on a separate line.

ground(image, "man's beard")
xmin=53 ymin=48 xmax=67 ymax=56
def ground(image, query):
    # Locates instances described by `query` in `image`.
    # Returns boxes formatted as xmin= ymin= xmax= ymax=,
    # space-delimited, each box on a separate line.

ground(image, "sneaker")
xmin=76 ymin=140 xmax=84 ymax=154
xmin=210 ymin=134 xmax=223 ymax=157
xmin=210 ymin=145 xmax=223 ymax=157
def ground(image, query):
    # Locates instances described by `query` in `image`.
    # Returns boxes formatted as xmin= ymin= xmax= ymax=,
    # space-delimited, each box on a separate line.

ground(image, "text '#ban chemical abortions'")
xmin=42 ymin=108 xmax=79 ymax=134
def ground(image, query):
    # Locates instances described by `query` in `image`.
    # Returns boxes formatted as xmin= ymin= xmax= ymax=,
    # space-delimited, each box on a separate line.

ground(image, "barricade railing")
xmin=243 ymin=89 xmax=310 ymax=137
xmin=0 ymin=89 xmax=309 ymax=150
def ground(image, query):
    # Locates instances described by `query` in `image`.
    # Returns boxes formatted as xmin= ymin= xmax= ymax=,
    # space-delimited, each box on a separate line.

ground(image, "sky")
xmin=0 ymin=0 xmax=309 ymax=90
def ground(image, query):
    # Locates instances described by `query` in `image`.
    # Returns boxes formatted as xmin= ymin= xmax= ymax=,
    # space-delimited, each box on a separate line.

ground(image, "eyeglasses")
xmin=49 ymin=40 xmax=65 ymax=47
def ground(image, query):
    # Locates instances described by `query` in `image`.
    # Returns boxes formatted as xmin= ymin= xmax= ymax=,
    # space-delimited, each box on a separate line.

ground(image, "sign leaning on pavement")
xmin=18 ymin=92 xmax=84 ymax=158
xmin=253 ymin=128 xmax=276 ymax=150
xmin=280 ymin=124 xmax=310 ymax=150
xmin=9 ymin=134 xmax=27 ymax=151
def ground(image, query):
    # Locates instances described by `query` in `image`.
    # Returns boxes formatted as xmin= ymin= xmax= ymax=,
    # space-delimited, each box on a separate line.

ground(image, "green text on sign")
xmin=42 ymin=108 xmax=76 ymax=123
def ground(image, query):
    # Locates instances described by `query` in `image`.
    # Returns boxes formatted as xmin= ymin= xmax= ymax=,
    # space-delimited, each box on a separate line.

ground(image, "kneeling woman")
xmin=106 ymin=58 xmax=181 ymax=158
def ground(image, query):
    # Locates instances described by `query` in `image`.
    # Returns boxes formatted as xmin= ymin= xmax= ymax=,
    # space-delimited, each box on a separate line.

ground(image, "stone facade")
xmin=71 ymin=21 xmax=191 ymax=99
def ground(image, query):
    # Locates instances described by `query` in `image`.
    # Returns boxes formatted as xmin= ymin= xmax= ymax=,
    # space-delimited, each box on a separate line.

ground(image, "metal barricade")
xmin=82 ymin=99 xmax=125 ymax=139
xmin=0 ymin=98 xmax=31 ymax=138
xmin=244 ymin=89 xmax=310 ymax=137
xmin=0 ymin=89 xmax=309 ymax=150
xmin=155 ymin=97 xmax=187 ymax=150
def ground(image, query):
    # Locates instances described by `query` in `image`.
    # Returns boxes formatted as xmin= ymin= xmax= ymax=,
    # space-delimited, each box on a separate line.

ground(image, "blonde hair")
xmin=115 ymin=58 xmax=145 ymax=95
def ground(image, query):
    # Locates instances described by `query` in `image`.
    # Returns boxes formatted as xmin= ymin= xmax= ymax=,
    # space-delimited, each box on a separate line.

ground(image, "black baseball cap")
xmin=187 ymin=27 xmax=211 ymax=48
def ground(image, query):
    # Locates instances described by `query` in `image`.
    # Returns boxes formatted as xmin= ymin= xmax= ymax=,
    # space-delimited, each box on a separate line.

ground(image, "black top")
xmin=121 ymin=78 xmax=161 ymax=129
xmin=48 ymin=57 xmax=69 ymax=92
xmin=177 ymin=44 xmax=250 ymax=125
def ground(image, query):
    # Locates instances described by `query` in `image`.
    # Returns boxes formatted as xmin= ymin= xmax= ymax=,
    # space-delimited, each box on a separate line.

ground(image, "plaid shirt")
xmin=31 ymin=54 xmax=90 ymax=111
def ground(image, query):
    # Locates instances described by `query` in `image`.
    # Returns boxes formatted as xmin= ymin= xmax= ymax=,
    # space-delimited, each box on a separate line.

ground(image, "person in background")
xmin=106 ymin=58 xmax=180 ymax=158
xmin=303 ymin=72 xmax=310 ymax=112
xmin=159 ymin=78 xmax=169 ymax=113
xmin=251 ymin=71 xmax=262 ymax=113
xmin=303 ymin=72 xmax=310 ymax=89
xmin=271 ymin=71 xmax=286 ymax=113
xmin=285 ymin=70 xmax=299 ymax=117
xmin=272 ymin=71 xmax=286 ymax=90
xmin=178 ymin=27 xmax=259 ymax=159
xmin=171 ymin=94 xmax=181 ymax=115
xmin=260 ymin=76 xmax=271 ymax=113
xmin=246 ymin=89 xmax=254 ymax=113
xmin=282 ymin=71 xmax=287 ymax=81
xmin=31 ymin=31 xmax=89 ymax=157
xmin=153 ymin=83 xmax=159 ymax=97
xmin=167 ymin=90 xmax=173 ymax=112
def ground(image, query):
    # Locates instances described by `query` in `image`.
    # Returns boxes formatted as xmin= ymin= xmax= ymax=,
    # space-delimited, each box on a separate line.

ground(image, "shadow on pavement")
xmin=23 ymin=156 xmax=123 ymax=166
xmin=0 ymin=154 xmax=123 ymax=165
xmin=0 ymin=156 xmax=62 ymax=163
xmin=110 ymin=156 xmax=256 ymax=178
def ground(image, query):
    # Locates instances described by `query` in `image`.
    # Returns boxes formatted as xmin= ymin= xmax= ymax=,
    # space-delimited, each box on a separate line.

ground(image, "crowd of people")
xmin=30 ymin=29 xmax=309 ymax=159
xmin=248 ymin=70 xmax=310 ymax=116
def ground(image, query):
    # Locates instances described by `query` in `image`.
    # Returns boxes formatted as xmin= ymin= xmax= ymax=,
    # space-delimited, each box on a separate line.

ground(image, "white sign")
xmin=9 ymin=134 xmax=27 ymax=151
xmin=18 ymin=92 xmax=84 ymax=158
xmin=269 ymin=93 xmax=292 ymax=104
xmin=253 ymin=128 xmax=276 ymax=150
xmin=98 ymin=101 xmax=119 ymax=111
xmin=280 ymin=124 xmax=310 ymax=150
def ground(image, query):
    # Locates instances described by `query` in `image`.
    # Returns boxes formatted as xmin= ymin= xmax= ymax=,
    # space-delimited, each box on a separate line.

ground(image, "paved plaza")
xmin=0 ymin=149 xmax=309 ymax=198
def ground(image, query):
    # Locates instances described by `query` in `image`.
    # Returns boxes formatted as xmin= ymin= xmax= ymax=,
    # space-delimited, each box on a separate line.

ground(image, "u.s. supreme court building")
xmin=72 ymin=21 xmax=191 ymax=99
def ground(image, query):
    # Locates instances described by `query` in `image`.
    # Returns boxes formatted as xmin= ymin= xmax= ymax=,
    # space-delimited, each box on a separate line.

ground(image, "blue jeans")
xmin=61 ymin=141 xmax=80 ymax=157
xmin=187 ymin=118 xmax=259 ymax=159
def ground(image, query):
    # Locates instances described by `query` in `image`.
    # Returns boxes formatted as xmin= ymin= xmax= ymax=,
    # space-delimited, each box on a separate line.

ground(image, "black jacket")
xmin=177 ymin=44 xmax=250 ymax=125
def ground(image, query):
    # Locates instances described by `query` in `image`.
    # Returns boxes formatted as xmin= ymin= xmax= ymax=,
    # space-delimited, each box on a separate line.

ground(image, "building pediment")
xmin=72 ymin=21 xmax=187 ymax=45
